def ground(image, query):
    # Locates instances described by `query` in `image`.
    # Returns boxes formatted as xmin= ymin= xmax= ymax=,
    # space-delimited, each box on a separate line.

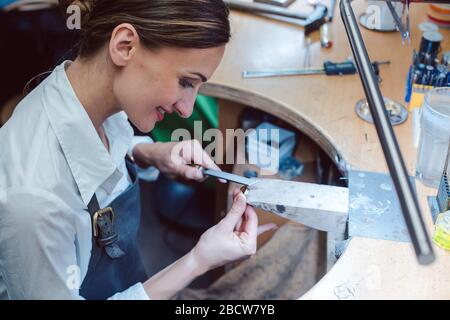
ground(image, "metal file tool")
xmin=203 ymin=169 xmax=257 ymax=187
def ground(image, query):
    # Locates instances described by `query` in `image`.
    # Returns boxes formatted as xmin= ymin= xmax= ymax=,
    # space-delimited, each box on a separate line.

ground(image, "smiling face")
xmin=108 ymin=24 xmax=225 ymax=133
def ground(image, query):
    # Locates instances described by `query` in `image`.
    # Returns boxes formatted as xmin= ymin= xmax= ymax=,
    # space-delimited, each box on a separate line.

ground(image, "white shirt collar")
xmin=42 ymin=60 xmax=133 ymax=206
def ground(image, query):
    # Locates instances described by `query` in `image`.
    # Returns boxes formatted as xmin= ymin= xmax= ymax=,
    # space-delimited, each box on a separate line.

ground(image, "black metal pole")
xmin=340 ymin=0 xmax=435 ymax=265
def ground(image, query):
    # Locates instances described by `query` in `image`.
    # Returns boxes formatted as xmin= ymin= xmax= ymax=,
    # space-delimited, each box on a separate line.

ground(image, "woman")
xmin=0 ymin=0 xmax=275 ymax=299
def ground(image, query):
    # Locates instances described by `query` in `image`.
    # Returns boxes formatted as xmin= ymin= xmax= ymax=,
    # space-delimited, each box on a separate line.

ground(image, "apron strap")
xmin=85 ymin=155 xmax=137 ymax=259
xmin=87 ymin=193 xmax=125 ymax=259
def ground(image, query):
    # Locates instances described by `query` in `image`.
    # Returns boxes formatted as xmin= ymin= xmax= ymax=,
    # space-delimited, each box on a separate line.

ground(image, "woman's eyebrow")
xmin=189 ymin=72 xmax=207 ymax=82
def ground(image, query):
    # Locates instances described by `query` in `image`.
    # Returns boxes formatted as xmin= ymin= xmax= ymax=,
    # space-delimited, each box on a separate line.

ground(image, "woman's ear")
xmin=109 ymin=23 xmax=139 ymax=67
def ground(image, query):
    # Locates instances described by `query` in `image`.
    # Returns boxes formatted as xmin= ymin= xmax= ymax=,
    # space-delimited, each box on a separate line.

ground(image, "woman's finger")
xmin=200 ymin=149 xmax=220 ymax=171
xmin=189 ymin=140 xmax=226 ymax=183
xmin=241 ymin=205 xmax=258 ymax=238
xmin=235 ymin=217 xmax=243 ymax=232
xmin=179 ymin=164 xmax=204 ymax=180
xmin=191 ymin=140 xmax=218 ymax=169
xmin=198 ymin=148 xmax=226 ymax=183
xmin=221 ymin=192 xmax=247 ymax=230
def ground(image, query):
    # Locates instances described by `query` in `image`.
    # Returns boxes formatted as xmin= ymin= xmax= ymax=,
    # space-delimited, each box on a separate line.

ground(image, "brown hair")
xmin=60 ymin=0 xmax=230 ymax=57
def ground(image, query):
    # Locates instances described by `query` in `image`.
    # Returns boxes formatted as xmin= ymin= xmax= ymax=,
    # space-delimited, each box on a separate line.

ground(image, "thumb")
xmin=178 ymin=165 xmax=204 ymax=181
xmin=222 ymin=192 xmax=247 ymax=230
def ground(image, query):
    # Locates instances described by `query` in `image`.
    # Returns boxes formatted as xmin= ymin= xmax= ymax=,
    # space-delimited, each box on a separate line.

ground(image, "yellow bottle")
xmin=433 ymin=210 xmax=450 ymax=250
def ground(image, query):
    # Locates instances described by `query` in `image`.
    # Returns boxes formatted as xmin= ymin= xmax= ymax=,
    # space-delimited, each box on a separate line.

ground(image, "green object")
xmin=151 ymin=95 xmax=219 ymax=190
xmin=151 ymin=95 xmax=218 ymax=144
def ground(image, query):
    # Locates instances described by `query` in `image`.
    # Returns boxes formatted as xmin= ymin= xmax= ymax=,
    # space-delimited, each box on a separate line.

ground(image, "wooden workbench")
xmin=199 ymin=0 xmax=450 ymax=299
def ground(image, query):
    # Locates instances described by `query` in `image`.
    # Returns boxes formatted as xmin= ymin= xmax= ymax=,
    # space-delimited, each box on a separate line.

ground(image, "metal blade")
xmin=203 ymin=169 xmax=256 ymax=186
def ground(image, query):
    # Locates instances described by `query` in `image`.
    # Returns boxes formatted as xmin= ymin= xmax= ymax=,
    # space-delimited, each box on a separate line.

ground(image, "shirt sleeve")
xmin=128 ymin=135 xmax=160 ymax=182
xmin=108 ymin=282 xmax=150 ymax=300
xmin=0 ymin=187 xmax=150 ymax=300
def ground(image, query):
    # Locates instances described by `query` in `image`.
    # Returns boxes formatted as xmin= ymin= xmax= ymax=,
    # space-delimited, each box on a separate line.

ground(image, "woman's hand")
xmin=132 ymin=139 xmax=221 ymax=181
xmin=190 ymin=189 xmax=277 ymax=272
xmin=142 ymin=189 xmax=276 ymax=300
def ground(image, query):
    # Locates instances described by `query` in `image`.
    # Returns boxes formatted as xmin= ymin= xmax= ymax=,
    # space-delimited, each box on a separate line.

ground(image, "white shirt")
xmin=0 ymin=61 xmax=159 ymax=300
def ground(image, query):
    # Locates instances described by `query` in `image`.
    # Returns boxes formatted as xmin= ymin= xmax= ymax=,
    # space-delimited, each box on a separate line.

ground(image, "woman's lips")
xmin=156 ymin=106 xmax=165 ymax=121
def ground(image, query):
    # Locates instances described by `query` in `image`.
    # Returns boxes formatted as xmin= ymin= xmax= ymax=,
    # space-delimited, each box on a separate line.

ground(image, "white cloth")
xmin=0 ymin=61 xmax=158 ymax=300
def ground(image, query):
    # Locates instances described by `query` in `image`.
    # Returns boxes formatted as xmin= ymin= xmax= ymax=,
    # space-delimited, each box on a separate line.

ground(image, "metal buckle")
xmin=125 ymin=153 xmax=136 ymax=164
xmin=92 ymin=207 xmax=115 ymax=238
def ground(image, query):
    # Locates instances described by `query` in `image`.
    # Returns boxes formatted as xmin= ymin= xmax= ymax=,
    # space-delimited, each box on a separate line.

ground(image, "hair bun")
xmin=59 ymin=0 xmax=94 ymax=25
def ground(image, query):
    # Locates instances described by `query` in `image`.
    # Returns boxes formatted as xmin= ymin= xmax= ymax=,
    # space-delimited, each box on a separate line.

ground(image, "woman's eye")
xmin=179 ymin=78 xmax=194 ymax=89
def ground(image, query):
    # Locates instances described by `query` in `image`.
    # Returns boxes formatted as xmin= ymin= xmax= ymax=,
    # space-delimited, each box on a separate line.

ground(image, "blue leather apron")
xmin=80 ymin=157 xmax=147 ymax=300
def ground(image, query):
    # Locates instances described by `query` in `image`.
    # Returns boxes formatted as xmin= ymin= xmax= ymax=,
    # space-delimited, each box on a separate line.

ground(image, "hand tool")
xmin=188 ymin=164 xmax=255 ymax=191
xmin=202 ymin=169 xmax=257 ymax=187
xmin=319 ymin=0 xmax=336 ymax=48
xmin=303 ymin=36 xmax=312 ymax=68
xmin=254 ymin=0 xmax=296 ymax=7
xmin=327 ymin=0 xmax=336 ymax=22
xmin=386 ymin=0 xmax=411 ymax=44
xmin=307 ymin=0 xmax=335 ymax=21
xmin=308 ymin=0 xmax=335 ymax=48
xmin=242 ymin=60 xmax=390 ymax=78
xmin=223 ymin=0 xmax=328 ymax=35
xmin=320 ymin=23 xmax=332 ymax=48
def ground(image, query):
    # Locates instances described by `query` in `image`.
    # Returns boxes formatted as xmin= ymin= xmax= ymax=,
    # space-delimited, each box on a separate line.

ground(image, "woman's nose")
xmin=174 ymin=92 xmax=197 ymax=118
